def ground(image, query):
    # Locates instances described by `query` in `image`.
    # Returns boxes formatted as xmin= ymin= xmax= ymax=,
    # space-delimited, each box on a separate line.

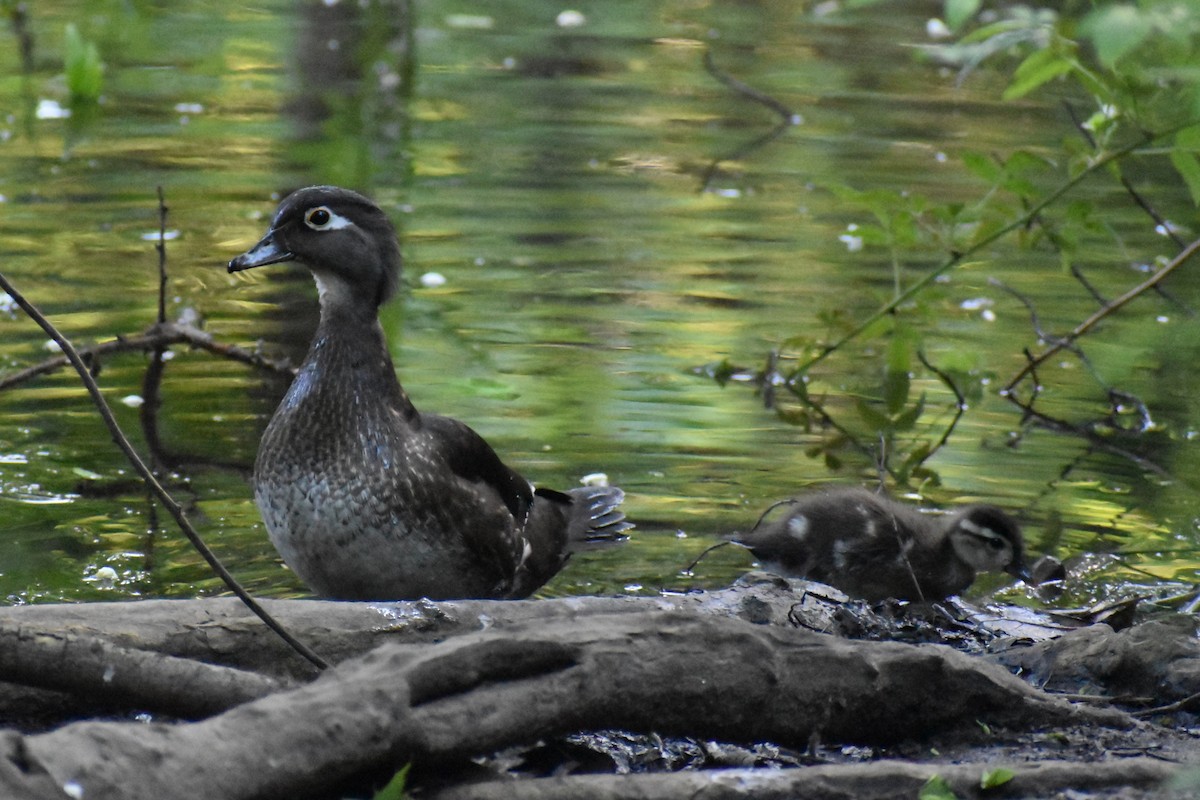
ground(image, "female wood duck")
xmin=228 ymin=186 xmax=629 ymax=601
xmin=733 ymin=487 xmax=1031 ymax=602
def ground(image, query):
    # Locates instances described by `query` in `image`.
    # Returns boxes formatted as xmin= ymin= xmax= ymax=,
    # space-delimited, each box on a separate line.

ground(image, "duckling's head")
xmin=947 ymin=505 xmax=1031 ymax=582
xmin=228 ymin=185 xmax=401 ymax=310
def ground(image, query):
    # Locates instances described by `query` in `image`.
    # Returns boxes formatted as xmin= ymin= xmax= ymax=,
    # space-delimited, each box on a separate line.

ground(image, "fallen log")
xmin=9 ymin=612 xmax=1132 ymax=800
xmin=0 ymin=624 xmax=282 ymax=718
xmin=0 ymin=576 xmax=830 ymax=681
xmin=424 ymin=757 xmax=1181 ymax=800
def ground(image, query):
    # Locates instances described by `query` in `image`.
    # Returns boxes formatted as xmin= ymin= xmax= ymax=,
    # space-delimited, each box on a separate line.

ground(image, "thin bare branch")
xmin=699 ymin=50 xmax=799 ymax=192
xmin=0 ymin=271 xmax=328 ymax=672
xmin=1003 ymin=236 xmax=1200 ymax=393
xmin=914 ymin=350 xmax=965 ymax=467
xmin=703 ymin=49 xmax=796 ymax=123
xmin=1069 ymin=263 xmax=1108 ymax=306
xmin=0 ymin=321 xmax=294 ymax=391
xmin=155 ymin=186 xmax=168 ymax=325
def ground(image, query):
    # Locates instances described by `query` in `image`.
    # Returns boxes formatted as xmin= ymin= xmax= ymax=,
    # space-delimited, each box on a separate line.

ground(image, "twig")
xmin=1065 ymin=102 xmax=1194 ymax=314
xmin=1132 ymin=689 xmax=1200 ymax=718
xmin=681 ymin=499 xmax=796 ymax=576
xmin=1003 ymin=235 xmax=1200 ymax=393
xmin=700 ymin=50 xmax=799 ymax=192
xmin=1004 ymin=392 xmax=1169 ymax=477
xmin=155 ymin=186 xmax=168 ymax=325
xmin=791 ymin=127 xmax=1183 ymax=376
xmin=1070 ymin=264 xmax=1108 ymax=305
xmin=680 ymin=541 xmax=736 ymax=576
xmin=914 ymin=350 xmax=965 ymax=466
xmin=989 ymin=275 xmax=1114 ymax=392
xmin=989 ymin=276 xmax=1066 ymax=345
xmin=784 ymin=381 xmax=893 ymax=478
xmin=1066 ymin=103 xmax=1186 ymax=251
xmin=751 ymin=498 xmax=799 ymax=532
xmin=0 ymin=270 xmax=328 ymax=672
xmin=143 ymin=187 xmax=171 ymax=469
xmin=0 ymin=321 xmax=294 ymax=391
xmin=703 ymin=49 xmax=797 ymax=123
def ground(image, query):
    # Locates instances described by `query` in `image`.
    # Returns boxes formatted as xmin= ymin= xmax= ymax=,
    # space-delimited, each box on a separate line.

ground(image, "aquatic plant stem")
xmin=0 ymin=269 xmax=329 ymax=672
xmin=790 ymin=129 xmax=1168 ymax=378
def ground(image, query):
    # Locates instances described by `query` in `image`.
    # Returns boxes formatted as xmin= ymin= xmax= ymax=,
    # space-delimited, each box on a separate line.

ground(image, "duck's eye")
xmin=304 ymin=206 xmax=336 ymax=230
xmin=986 ymin=536 xmax=1006 ymax=551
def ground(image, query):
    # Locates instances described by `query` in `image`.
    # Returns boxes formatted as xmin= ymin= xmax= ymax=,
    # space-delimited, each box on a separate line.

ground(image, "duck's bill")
xmin=1006 ymin=560 xmax=1036 ymax=585
xmin=228 ymin=231 xmax=295 ymax=273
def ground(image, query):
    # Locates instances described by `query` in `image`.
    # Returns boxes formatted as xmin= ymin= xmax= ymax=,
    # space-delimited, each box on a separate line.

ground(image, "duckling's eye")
xmin=304 ymin=206 xmax=350 ymax=231
xmin=985 ymin=536 xmax=1006 ymax=551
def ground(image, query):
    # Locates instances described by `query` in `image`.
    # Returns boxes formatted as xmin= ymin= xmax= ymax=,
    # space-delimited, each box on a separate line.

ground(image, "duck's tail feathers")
xmin=538 ymin=485 xmax=633 ymax=549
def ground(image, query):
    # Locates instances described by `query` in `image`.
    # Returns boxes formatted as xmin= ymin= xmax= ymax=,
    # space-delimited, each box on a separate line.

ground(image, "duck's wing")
xmin=419 ymin=413 xmax=533 ymax=523
xmin=418 ymin=413 xmax=535 ymax=589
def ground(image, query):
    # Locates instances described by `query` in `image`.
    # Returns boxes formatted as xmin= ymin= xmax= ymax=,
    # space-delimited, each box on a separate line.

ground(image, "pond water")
xmin=0 ymin=1 xmax=1197 ymax=609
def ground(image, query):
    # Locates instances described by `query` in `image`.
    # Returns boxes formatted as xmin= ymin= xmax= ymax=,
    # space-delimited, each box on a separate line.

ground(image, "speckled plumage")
xmin=734 ymin=487 xmax=1029 ymax=602
xmin=229 ymin=186 xmax=629 ymax=600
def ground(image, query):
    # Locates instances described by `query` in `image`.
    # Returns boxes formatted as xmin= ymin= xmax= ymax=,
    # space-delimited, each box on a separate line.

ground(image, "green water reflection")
xmin=0 ymin=1 xmax=1197 ymax=608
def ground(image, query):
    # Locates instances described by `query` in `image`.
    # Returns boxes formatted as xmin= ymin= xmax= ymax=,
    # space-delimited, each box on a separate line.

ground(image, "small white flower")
xmin=556 ymin=9 xmax=586 ymax=27
xmin=926 ymin=18 xmax=952 ymax=39
xmin=35 ymin=99 xmax=71 ymax=120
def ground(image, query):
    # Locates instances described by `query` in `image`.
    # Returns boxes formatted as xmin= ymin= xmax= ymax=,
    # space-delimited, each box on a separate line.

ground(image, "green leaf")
xmin=64 ymin=24 xmax=103 ymax=103
xmin=1082 ymin=5 xmax=1154 ymax=69
xmin=919 ymin=774 xmax=960 ymax=800
xmin=892 ymin=392 xmax=927 ymax=431
xmin=886 ymin=329 xmax=912 ymax=374
xmin=1002 ymin=48 xmax=1074 ymax=100
xmin=961 ymin=151 xmax=1002 ymax=184
xmin=1168 ymin=150 xmax=1200 ymax=206
xmin=944 ymin=0 xmax=981 ymax=32
xmin=1171 ymin=127 xmax=1200 ymax=206
xmin=903 ymin=441 xmax=933 ymax=469
xmin=980 ymin=767 xmax=1015 ymax=789
xmin=856 ymin=397 xmax=892 ymax=433
xmin=372 ymin=764 xmax=411 ymax=800
xmin=883 ymin=368 xmax=911 ymax=417
xmin=1177 ymin=124 xmax=1200 ymax=150
xmin=957 ymin=18 xmax=1025 ymax=46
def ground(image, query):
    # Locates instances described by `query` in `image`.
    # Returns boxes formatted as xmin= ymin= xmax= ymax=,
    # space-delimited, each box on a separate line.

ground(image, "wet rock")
xmin=988 ymin=615 xmax=1200 ymax=700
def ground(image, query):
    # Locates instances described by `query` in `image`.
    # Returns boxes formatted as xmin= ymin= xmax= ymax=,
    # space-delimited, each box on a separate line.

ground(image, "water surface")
xmin=0 ymin=1 xmax=1196 ymax=608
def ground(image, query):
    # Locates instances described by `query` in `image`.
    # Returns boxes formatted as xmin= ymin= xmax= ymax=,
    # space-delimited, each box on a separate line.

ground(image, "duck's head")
xmin=947 ymin=505 xmax=1032 ymax=582
xmin=228 ymin=185 xmax=401 ymax=310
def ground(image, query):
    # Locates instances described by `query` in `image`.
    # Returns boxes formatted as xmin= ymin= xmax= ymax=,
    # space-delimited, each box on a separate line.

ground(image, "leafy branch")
xmin=733 ymin=0 xmax=1200 ymax=489
xmin=789 ymin=126 xmax=1177 ymax=378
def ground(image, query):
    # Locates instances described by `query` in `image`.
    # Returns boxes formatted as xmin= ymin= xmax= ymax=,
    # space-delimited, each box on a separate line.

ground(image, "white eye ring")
xmin=303 ymin=206 xmax=353 ymax=231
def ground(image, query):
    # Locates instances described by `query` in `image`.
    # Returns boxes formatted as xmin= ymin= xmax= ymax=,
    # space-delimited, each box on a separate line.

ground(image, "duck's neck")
xmin=281 ymin=297 xmax=417 ymax=421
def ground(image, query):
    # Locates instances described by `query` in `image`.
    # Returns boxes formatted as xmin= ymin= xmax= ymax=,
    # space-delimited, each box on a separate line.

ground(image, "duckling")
xmin=228 ymin=185 xmax=629 ymax=600
xmin=733 ymin=487 xmax=1030 ymax=602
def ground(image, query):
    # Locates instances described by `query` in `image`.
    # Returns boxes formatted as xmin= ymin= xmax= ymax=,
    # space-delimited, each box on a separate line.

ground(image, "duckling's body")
xmin=734 ymin=488 xmax=1028 ymax=602
xmin=230 ymin=186 xmax=628 ymax=600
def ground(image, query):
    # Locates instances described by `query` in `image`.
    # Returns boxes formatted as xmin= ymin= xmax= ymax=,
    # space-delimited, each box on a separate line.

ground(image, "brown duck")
xmin=228 ymin=186 xmax=629 ymax=600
